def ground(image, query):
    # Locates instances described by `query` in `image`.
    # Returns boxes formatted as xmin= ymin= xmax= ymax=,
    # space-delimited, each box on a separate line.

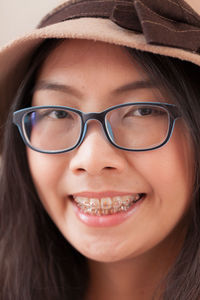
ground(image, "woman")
xmin=0 ymin=0 xmax=200 ymax=299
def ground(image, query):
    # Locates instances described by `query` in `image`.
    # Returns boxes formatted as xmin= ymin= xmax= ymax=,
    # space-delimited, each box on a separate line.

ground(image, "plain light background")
xmin=0 ymin=0 xmax=63 ymax=46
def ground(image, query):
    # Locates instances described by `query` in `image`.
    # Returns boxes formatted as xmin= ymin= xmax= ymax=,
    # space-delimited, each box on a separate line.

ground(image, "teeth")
xmin=101 ymin=197 xmax=112 ymax=209
xmin=74 ymin=194 xmax=142 ymax=216
xmin=90 ymin=198 xmax=100 ymax=209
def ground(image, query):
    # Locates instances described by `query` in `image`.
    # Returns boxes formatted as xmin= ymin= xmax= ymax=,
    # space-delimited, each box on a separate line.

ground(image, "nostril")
xmin=105 ymin=166 xmax=115 ymax=170
xmin=77 ymin=168 xmax=86 ymax=172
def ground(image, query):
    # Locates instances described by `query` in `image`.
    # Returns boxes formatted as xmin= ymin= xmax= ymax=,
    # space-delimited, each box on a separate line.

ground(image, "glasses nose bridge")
xmin=80 ymin=111 xmax=108 ymax=143
xmin=83 ymin=111 xmax=106 ymax=124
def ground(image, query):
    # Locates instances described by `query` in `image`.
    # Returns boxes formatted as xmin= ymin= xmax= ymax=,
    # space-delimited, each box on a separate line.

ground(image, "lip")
xmin=71 ymin=191 xmax=140 ymax=198
xmin=70 ymin=191 xmax=145 ymax=227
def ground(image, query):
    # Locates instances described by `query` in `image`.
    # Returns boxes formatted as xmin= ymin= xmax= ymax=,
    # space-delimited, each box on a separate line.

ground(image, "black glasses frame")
xmin=13 ymin=102 xmax=181 ymax=154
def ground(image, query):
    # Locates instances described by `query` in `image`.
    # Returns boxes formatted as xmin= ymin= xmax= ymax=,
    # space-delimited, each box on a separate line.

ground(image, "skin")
xmin=27 ymin=39 xmax=194 ymax=299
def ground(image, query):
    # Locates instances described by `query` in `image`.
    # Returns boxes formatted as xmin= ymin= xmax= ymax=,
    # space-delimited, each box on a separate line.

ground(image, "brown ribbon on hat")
xmin=38 ymin=0 xmax=200 ymax=52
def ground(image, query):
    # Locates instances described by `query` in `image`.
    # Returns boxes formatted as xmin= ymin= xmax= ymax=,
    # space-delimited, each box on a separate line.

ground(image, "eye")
xmin=135 ymin=107 xmax=154 ymax=116
xmin=48 ymin=110 xmax=71 ymax=119
xmin=125 ymin=106 xmax=165 ymax=117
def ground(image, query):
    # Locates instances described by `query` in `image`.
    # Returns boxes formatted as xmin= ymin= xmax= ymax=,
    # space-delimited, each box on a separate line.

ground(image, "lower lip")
xmin=72 ymin=196 xmax=145 ymax=227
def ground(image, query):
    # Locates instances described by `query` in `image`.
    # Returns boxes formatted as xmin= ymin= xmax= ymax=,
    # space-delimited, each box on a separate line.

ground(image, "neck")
xmin=87 ymin=256 xmax=165 ymax=300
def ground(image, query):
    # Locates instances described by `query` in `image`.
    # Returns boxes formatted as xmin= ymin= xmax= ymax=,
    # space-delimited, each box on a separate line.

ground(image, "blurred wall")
xmin=0 ymin=0 xmax=62 ymax=46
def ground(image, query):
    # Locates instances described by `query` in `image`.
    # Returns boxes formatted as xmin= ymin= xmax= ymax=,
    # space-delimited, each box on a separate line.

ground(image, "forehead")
xmin=37 ymin=39 xmax=147 ymax=81
xmin=33 ymin=39 xmax=165 ymax=109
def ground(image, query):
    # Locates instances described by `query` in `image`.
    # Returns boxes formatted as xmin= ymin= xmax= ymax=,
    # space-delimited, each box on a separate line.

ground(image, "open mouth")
xmin=71 ymin=193 xmax=145 ymax=216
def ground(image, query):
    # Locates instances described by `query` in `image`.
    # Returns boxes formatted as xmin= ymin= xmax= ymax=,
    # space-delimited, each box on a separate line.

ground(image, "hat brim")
xmin=0 ymin=17 xmax=200 ymax=147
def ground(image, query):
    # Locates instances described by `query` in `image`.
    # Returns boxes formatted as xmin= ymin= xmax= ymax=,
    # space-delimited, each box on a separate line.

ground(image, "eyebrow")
xmin=33 ymin=79 xmax=158 ymax=97
xmin=33 ymin=81 xmax=82 ymax=98
xmin=112 ymin=80 xmax=159 ymax=94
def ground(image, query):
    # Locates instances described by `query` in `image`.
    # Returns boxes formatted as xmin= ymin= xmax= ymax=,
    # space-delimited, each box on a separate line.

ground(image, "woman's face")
xmin=27 ymin=39 xmax=194 ymax=263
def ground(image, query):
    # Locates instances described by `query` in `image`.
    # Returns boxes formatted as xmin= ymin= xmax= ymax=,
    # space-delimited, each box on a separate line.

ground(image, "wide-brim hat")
xmin=0 ymin=0 xmax=200 ymax=146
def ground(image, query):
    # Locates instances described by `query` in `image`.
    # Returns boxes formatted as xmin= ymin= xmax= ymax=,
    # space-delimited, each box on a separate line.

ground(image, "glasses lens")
xmin=23 ymin=108 xmax=82 ymax=152
xmin=105 ymin=104 xmax=170 ymax=150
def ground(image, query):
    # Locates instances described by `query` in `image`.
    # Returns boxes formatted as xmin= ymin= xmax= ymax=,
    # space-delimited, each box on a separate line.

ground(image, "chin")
xmin=74 ymin=245 xmax=131 ymax=263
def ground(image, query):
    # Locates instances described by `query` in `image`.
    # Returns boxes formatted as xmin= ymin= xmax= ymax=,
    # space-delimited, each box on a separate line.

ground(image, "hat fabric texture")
xmin=0 ymin=0 xmax=200 ymax=147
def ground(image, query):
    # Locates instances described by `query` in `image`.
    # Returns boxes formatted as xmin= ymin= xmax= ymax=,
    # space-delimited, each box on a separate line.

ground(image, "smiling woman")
xmin=0 ymin=1 xmax=200 ymax=300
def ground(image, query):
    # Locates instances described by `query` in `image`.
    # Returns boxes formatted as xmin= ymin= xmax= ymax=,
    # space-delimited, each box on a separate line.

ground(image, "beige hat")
xmin=0 ymin=0 xmax=200 ymax=144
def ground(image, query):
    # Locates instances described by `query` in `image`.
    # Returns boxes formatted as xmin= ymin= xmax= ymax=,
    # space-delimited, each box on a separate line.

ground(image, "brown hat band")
xmin=38 ymin=0 xmax=200 ymax=52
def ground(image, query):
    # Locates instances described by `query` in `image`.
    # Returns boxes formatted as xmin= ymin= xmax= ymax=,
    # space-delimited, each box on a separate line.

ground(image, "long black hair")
xmin=0 ymin=38 xmax=200 ymax=299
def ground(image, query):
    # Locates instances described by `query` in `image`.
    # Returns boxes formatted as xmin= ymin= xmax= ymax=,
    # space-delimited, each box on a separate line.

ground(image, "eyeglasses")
xmin=13 ymin=102 xmax=181 ymax=154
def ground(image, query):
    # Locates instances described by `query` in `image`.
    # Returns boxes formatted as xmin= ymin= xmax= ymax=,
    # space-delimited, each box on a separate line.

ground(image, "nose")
xmin=69 ymin=122 xmax=126 ymax=176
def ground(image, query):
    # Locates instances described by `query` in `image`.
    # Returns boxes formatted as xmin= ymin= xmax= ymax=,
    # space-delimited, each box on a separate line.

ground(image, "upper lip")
xmin=70 ymin=191 xmax=143 ymax=198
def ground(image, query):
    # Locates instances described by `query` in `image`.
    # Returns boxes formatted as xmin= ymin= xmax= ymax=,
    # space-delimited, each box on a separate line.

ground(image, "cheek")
xmin=127 ymin=122 xmax=194 ymax=205
xmin=26 ymin=149 xmax=71 ymax=202
xmin=27 ymin=149 xmax=74 ymax=223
